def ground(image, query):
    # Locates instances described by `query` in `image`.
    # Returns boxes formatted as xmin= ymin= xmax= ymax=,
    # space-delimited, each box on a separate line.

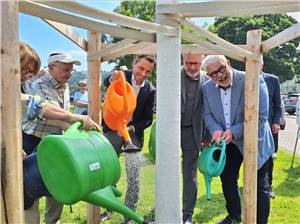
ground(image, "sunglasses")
xmin=207 ymin=64 xmax=227 ymax=79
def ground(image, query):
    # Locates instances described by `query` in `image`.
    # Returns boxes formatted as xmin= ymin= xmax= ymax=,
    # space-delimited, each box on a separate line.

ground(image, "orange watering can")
xmin=103 ymin=70 xmax=137 ymax=150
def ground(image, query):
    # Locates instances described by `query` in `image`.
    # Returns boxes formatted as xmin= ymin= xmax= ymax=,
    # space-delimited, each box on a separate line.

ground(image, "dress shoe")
xmin=216 ymin=215 xmax=242 ymax=224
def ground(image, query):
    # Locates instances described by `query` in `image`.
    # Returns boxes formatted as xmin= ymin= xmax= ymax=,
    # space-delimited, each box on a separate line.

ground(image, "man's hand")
xmin=272 ymin=123 xmax=280 ymax=134
xmin=109 ymin=70 xmax=118 ymax=83
xmin=212 ymin=130 xmax=224 ymax=145
xmin=127 ymin=125 xmax=135 ymax=134
xmin=222 ymin=129 xmax=233 ymax=144
xmin=80 ymin=115 xmax=101 ymax=131
xmin=22 ymin=150 xmax=27 ymax=160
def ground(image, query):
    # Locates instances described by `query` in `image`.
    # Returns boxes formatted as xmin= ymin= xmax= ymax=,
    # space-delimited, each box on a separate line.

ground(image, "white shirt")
xmin=131 ymin=74 xmax=145 ymax=96
xmin=220 ymin=87 xmax=232 ymax=129
xmin=217 ymin=73 xmax=233 ymax=129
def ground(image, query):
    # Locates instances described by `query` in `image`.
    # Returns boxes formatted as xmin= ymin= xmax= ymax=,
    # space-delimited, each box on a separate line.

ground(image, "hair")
xmin=134 ymin=55 xmax=156 ymax=64
xmin=182 ymin=54 xmax=204 ymax=61
xmin=201 ymin=55 xmax=227 ymax=72
xmin=20 ymin=42 xmax=41 ymax=75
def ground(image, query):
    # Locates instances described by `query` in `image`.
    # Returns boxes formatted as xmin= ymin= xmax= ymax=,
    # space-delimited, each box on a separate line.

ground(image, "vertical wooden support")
xmin=1 ymin=1 xmax=24 ymax=223
xmin=243 ymin=30 xmax=261 ymax=224
xmin=155 ymin=1 xmax=181 ymax=223
xmin=87 ymin=31 xmax=101 ymax=224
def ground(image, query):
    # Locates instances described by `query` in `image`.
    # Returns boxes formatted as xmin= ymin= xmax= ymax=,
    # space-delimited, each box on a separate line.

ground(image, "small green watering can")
xmin=36 ymin=121 xmax=146 ymax=223
xmin=198 ymin=138 xmax=226 ymax=200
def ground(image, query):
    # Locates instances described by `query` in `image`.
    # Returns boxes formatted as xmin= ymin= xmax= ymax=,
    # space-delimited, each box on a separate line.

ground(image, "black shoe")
xmin=216 ymin=215 xmax=242 ymax=224
xmin=270 ymin=191 xmax=276 ymax=199
xmin=183 ymin=215 xmax=193 ymax=224
xmin=99 ymin=210 xmax=111 ymax=222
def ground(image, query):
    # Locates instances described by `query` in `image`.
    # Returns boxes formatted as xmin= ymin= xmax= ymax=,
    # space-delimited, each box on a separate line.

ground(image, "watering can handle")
xmin=216 ymin=138 xmax=226 ymax=171
xmin=116 ymin=70 xmax=129 ymax=112
xmin=64 ymin=121 xmax=83 ymax=135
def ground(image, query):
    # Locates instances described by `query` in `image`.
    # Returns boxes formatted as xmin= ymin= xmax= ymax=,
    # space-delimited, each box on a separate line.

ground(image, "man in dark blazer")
xmin=102 ymin=55 xmax=156 ymax=224
xmin=260 ymin=56 xmax=283 ymax=199
xmin=181 ymin=54 xmax=208 ymax=224
xmin=202 ymin=55 xmax=274 ymax=224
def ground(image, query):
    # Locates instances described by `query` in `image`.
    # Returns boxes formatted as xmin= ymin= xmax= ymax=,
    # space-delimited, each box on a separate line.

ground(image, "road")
xmin=278 ymin=113 xmax=300 ymax=155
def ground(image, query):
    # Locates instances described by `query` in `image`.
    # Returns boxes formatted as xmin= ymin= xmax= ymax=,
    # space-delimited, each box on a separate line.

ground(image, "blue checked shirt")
xmin=23 ymin=73 xmax=70 ymax=138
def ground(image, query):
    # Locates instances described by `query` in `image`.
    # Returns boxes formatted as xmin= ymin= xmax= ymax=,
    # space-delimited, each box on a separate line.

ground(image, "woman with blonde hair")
xmin=20 ymin=42 xmax=41 ymax=83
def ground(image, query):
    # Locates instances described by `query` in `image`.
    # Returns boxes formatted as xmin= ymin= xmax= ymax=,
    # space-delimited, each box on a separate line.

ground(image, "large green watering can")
xmin=198 ymin=139 xmax=226 ymax=200
xmin=34 ymin=121 xmax=146 ymax=223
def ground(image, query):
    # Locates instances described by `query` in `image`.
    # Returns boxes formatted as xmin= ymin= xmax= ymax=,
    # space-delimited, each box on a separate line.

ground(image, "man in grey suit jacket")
xmin=202 ymin=55 xmax=274 ymax=224
xmin=181 ymin=54 xmax=208 ymax=224
xmin=260 ymin=57 xmax=283 ymax=199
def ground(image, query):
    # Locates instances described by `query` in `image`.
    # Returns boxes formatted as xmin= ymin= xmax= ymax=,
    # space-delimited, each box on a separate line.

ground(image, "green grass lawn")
xmin=38 ymin=127 xmax=300 ymax=223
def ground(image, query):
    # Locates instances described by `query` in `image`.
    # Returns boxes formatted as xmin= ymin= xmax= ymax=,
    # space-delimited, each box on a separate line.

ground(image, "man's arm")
xmin=203 ymin=86 xmax=223 ymax=134
xmin=129 ymin=88 xmax=155 ymax=134
xmin=259 ymin=76 xmax=269 ymax=126
xmin=272 ymin=76 xmax=282 ymax=125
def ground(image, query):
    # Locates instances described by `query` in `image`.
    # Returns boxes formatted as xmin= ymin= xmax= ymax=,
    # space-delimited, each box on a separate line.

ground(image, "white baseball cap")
xmin=48 ymin=52 xmax=81 ymax=65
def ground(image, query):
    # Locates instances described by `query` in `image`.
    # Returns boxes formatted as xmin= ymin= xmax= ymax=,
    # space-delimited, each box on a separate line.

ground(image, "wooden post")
xmin=156 ymin=1 xmax=181 ymax=223
xmin=1 ymin=1 xmax=24 ymax=223
xmin=86 ymin=31 xmax=101 ymax=224
xmin=243 ymin=29 xmax=261 ymax=224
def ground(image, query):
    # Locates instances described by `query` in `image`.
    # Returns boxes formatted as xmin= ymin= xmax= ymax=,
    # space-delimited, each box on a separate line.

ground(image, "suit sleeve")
xmin=129 ymin=88 xmax=155 ymax=134
xmin=203 ymin=86 xmax=224 ymax=134
xmin=259 ymin=77 xmax=269 ymax=128
xmin=103 ymin=74 xmax=111 ymax=88
xmin=272 ymin=76 xmax=282 ymax=125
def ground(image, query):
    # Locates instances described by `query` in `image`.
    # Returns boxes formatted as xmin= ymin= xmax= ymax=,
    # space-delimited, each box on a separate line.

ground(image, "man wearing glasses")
xmin=181 ymin=54 xmax=209 ymax=224
xmin=201 ymin=55 xmax=274 ymax=224
xmin=23 ymin=52 xmax=81 ymax=224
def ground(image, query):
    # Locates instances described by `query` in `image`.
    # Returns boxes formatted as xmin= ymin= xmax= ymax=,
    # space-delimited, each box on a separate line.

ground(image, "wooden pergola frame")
xmin=1 ymin=1 xmax=299 ymax=223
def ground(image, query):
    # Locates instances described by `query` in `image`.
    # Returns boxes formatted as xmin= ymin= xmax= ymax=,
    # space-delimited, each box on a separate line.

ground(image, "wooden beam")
xmin=88 ymin=39 xmax=137 ymax=61
xmin=86 ymin=31 xmax=101 ymax=224
xmin=102 ymin=42 xmax=152 ymax=62
xmin=180 ymin=17 xmax=256 ymax=59
xmin=100 ymin=43 xmax=249 ymax=55
xmin=43 ymin=19 xmax=87 ymax=51
xmin=157 ymin=1 xmax=300 ymax=17
xmin=19 ymin=1 xmax=155 ymax=42
xmin=35 ymin=0 xmax=179 ymax=37
xmin=244 ymin=29 xmax=261 ymax=224
xmin=181 ymin=30 xmax=246 ymax=62
xmin=1 ymin=1 xmax=24 ymax=223
xmin=262 ymin=23 xmax=300 ymax=52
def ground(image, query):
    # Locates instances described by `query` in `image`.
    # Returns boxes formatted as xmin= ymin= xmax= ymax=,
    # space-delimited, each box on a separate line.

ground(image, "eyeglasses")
xmin=184 ymin=61 xmax=201 ymax=66
xmin=207 ymin=64 xmax=227 ymax=78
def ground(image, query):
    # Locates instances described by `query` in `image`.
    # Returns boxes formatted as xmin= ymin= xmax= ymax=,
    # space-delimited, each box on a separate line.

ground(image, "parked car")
xmin=284 ymin=93 xmax=300 ymax=115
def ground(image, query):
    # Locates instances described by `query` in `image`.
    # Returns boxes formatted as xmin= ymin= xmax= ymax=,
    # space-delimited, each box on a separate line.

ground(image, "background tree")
xmin=108 ymin=1 xmax=156 ymax=85
xmin=209 ymin=14 xmax=300 ymax=82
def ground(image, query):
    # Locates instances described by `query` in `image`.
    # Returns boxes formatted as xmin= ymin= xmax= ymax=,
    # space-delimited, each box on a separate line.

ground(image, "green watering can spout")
xmin=198 ymin=138 xmax=227 ymax=200
xmin=84 ymin=186 xmax=146 ymax=224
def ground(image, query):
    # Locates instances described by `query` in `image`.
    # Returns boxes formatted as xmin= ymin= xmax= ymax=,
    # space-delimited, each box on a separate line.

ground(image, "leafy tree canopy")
xmin=209 ymin=14 xmax=300 ymax=82
xmin=107 ymin=1 xmax=156 ymax=84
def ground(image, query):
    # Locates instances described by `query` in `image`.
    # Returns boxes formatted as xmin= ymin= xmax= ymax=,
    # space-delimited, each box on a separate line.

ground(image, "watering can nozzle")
xmin=123 ymin=140 xmax=140 ymax=153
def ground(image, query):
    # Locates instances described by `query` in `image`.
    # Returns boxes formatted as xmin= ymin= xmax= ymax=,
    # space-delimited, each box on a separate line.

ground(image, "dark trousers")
xmin=181 ymin=127 xmax=200 ymax=219
xmin=22 ymin=131 xmax=41 ymax=155
xmin=268 ymin=132 xmax=278 ymax=187
xmin=220 ymin=143 xmax=270 ymax=224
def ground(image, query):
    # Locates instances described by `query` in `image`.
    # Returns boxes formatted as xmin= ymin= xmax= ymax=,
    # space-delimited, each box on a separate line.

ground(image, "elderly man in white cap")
xmin=23 ymin=52 xmax=81 ymax=224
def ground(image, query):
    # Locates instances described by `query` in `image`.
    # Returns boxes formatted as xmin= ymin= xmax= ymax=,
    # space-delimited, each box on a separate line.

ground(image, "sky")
xmin=19 ymin=1 xmax=299 ymax=72
xmin=19 ymin=1 xmax=214 ymax=72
